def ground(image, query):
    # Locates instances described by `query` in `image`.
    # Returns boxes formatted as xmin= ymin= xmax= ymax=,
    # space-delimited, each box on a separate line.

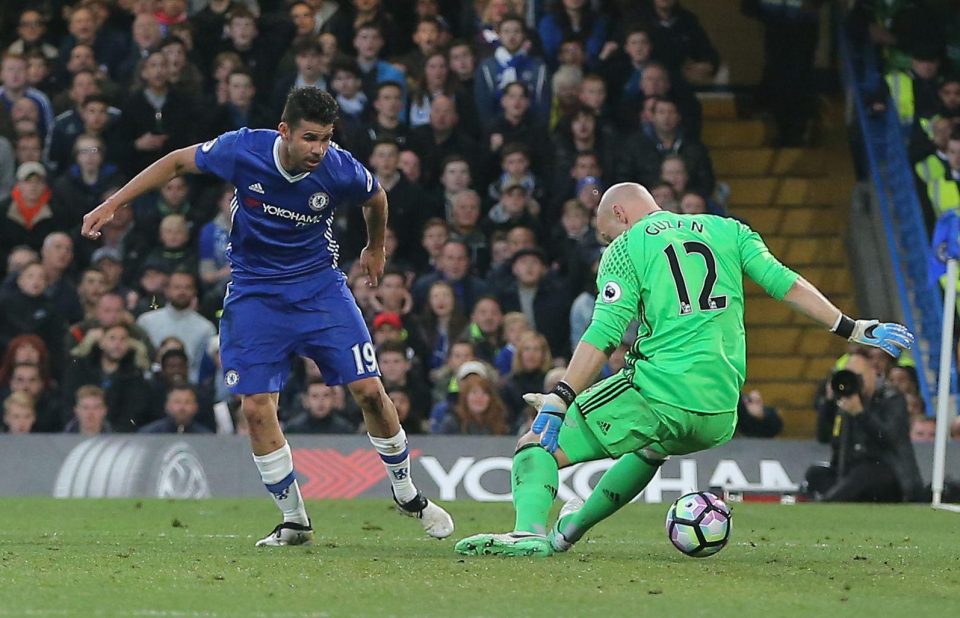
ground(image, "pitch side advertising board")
xmin=0 ymin=436 xmax=955 ymax=502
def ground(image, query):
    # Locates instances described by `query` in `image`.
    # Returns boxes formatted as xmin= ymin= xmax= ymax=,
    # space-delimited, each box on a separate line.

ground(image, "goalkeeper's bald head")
xmin=595 ymin=182 xmax=660 ymax=245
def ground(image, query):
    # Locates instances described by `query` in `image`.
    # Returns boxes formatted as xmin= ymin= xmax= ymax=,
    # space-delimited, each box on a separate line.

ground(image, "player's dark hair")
xmin=282 ymin=87 xmax=339 ymax=128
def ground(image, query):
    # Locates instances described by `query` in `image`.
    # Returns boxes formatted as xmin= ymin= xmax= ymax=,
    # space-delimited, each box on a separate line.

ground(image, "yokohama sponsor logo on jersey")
xmin=262 ymin=203 xmax=323 ymax=226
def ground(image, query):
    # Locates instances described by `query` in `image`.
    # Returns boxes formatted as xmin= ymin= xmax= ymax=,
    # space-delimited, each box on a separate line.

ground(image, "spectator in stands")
xmin=418 ymin=217 xmax=449 ymax=274
xmin=913 ymin=115 xmax=952 ymax=183
xmin=285 ymin=377 xmax=356 ymax=434
xmin=2 ymin=246 xmax=39 ymax=287
xmin=1 ymin=52 xmax=55 ymax=140
xmin=428 ymin=338 xmax=477 ymax=411
xmin=63 ymin=319 xmax=152 ymax=424
xmin=161 ymin=36 xmax=204 ymax=102
xmin=369 ymin=269 xmax=425 ymax=353
xmin=356 ymin=83 xmax=409 ymax=163
xmin=364 ymin=139 xmax=424 ymax=261
xmin=448 ymin=38 xmax=477 ymax=94
xmin=743 ymin=0 xmax=823 ymax=146
xmin=600 ymin=25 xmax=653 ymax=110
xmin=74 ymin=268 xmax=107 ymax=323
xmin=412 ymin=239 xmax=490 ymax=314
xmin=0 ymin=334 xmax=52 ymax=391
xmin=437 ymin=372 xmax=509 ymax=435
xmin=485 ymin=178 xmax=542 ymax=239
xmin=909 ymin=416 xmax=936 ymax=442
xmin=408 ymin=95 xmax=478 ymax=186
xmin=398 ymin=148 xmax=422 ymax=185
xmin=325 ymin=0 xmax=402 ymax=61
xmin=8 ymin=9 xmax=58 ymax=63
xmin=0 ymin=261 xmax=65 ymax=370
xmin=428 ymin=155 xmax=472 ymax=223
xmin=638 ymin=0 xmax=720 ymax=84
xmin=884 ymin=43 xmax=942 ymax=128
xmin=198 ymin=184 xmax=233 ymax=303
xmin=39 ymin=232 xmax=82 ymax=325
xmin=475 ymin=14 xmax=551 ymax=128
xmin=52 ymin=134 xmax=124 ymax=232
xmin=141 ymin=214 xmax=199 ymax=278
xmin=486 ymin=82 xmax=552 ymax=180
xmin=548 ymin=199 xmax=600 ymax=286
xmin=569 ymin=253 xmax=599 ymax=349
xmin=116 ymin=49 xmax=195 ymax=178
xmin=888 ymin=364 xmax=920 ymax=397
xmin=499 ymin=330 xmax=552 ymax=428
xmin=415 ymin=280 xmax=469 ymax=372
xmin=497 ymin=247 xmax=570 ymax=358
xmin=271 ymin=36 xmax=329 ymax=119
xmin=139 ymin=384 xmax=213 ymax=434
xmin=409 ymin=51 xmax=462 ymax=131
xmin=926 ymin=129 xmax=960 ymax=219
xmin=215 ymin=7 xmax=283 ymax=102
xmin=617 ymin=96 xmax=715 ymax=196
xmin=448 ymin=189 xmax=490 ymax=275
xmin=487 ymin=143 xmax=542 ymax=207
xmin=376 ymin=339 xmax=430 ymax=425
xmin=736 ymin=390 xmax=784 ymax=438
xmin=2 ymin=391 xmax=35 ymax=434
xmin=14 ymin=132 xmax=43 ymax=166
xmin=2 ymin=361 xmax=61 ymax=433
xmin=679 ymin=191 xmax=708 ymax=215
xmin=63 ymin=384 xmax=112 ymax=435
xmin=329 ymin=59 xmax=368 ymax=143
xmin=134 ymin=175 xmax=205 ymax=248
xmin=118 ymin=13 xmax=164 ymax=85
xmin=465 ymin=295 xmax=504 ymax=366
xmin=48 ymin=80 xmax=121 ymax=171
xmin=63 ymin=290 xmax=151 ymax=358
xmin=60 ymin=4 xmax=127 ymax=84
xmin=552 ymin=104 xmax=614 ymax=193
xmin=397 ymin=16 xmax=444 ymax=80
xmin=0 ymin=163 xmax=59 ymax=261
xmin=136 ymin=270 xmax=216 ymax=383
xmin=207 ymin=69 xmax=272 ymax=135
xmin=352 ymin=22 xmax=405 ymax=104
xmin=386 ymin=386 xmax=421 ymax=434
xmin=537 ymin=0 xmax=611 ymax=71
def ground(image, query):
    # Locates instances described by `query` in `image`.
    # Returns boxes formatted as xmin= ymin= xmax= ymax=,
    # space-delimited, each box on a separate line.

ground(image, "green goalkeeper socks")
xmin=557 ymin=452 xmax=661 ymax=544
xmin=512 ymin=444 xmax=559 ymax=535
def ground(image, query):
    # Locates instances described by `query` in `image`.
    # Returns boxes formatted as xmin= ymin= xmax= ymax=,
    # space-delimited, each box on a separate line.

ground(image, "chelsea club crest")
xmin=308 ymin=192 xmax=330 ymax=212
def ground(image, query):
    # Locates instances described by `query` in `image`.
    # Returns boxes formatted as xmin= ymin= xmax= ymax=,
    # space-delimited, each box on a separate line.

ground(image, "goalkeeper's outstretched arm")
xmin=782 ymin=276 xmax=914 ymax=359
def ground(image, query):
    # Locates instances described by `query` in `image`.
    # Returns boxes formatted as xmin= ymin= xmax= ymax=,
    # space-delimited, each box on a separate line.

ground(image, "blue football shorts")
xmin=218 ymin=271 xmax=380 ymax=394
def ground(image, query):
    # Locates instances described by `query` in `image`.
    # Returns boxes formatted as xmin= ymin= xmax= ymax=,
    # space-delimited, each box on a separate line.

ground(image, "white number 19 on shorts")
xmin=351 ymin=342 xmax=379 ymax=375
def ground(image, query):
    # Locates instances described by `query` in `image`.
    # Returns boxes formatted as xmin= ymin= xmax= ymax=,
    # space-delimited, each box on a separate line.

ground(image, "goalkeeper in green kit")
xmin=455 ymin=183 xmax=914 ymax=557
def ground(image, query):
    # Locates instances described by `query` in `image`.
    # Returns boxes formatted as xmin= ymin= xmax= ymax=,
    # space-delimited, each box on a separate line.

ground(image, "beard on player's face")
xmin=280 ymin=120 xmax=333 ymax=172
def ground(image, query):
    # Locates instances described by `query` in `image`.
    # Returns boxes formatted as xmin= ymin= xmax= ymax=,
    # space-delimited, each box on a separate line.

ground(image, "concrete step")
xmin=702 ymin=119 xmax=772 ymax=148
xmin=698 ymin=93 xmax=739 ymax=120
xmin=713 ymin=148 xmax=775 ymax=177
xmin=728 ymin=205 xmax=847 ymax=235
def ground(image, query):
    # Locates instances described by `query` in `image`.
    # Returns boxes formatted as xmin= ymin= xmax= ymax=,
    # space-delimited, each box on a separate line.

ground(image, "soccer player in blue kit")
xmin=81 ymin=87 xmax=454 ymax=545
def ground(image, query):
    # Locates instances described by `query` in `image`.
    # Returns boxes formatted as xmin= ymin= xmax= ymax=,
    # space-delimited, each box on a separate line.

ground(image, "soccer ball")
xmin=665 ymin=491 xmax=732 ymax=558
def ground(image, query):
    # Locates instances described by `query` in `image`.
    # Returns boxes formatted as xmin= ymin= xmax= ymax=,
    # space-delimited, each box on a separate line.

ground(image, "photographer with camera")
xmin=806 ymin=348 xmax=923 ymax=502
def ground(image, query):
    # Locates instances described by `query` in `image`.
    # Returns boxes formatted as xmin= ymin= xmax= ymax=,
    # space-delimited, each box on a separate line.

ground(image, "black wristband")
xmin=833 ymin=315 xmax=856 ymax=339
xmin=551 ymin=381 xmax=577 ymax=407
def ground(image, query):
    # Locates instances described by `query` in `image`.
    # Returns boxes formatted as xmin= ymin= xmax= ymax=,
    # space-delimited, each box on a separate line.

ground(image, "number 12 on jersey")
xmin=663 ymin=241 xmax=728 ymax=316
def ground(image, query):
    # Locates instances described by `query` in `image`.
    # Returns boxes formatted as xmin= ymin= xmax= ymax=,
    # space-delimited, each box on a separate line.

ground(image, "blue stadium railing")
xmin=837 ymin=28 xmax=949 ymax=414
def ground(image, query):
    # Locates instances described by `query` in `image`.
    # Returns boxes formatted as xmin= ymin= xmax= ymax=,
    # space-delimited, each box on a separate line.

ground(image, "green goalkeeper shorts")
xmin=556 ymin=370 xmax=737 ymax=464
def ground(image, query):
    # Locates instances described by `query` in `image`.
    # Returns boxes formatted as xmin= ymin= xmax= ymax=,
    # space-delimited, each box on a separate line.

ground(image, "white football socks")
xmin=368 ymin=429 xmax=418 ymax=503
xmin=253 ymin=442 xmax=309 ymax=526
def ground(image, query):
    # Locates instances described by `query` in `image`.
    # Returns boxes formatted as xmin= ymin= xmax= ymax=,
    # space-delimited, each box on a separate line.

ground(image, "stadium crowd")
xmin=0 ymin=0 xmax=948 ymax=444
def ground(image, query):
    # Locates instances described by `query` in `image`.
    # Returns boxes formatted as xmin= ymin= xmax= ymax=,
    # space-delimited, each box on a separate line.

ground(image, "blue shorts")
xmin=219 ymin=271 xmax=379 ymax=394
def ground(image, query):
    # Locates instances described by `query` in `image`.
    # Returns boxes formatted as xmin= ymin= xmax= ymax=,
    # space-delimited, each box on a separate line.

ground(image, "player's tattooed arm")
xmin=82 ymin=145 xmax=201 ymax=239
xmin=358 ymin=187 xmax=389 ymax=287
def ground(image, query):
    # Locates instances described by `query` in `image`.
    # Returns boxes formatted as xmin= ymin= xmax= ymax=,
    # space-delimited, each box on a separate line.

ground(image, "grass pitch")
xmin=0 ymin=499 xmax=958 ymax=617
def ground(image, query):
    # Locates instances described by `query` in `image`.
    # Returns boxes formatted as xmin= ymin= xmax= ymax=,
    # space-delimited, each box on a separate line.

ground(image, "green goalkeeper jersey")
xmin=580 ymin=211 xmax=799 ymax=413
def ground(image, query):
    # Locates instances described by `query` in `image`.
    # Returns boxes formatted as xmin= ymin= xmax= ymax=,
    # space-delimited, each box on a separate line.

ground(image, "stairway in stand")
xmin=700 ymin=94 xmax=854 ymax=437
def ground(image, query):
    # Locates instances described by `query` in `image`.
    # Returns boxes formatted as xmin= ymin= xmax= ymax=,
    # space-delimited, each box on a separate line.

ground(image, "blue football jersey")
xmin=194 ymin=128 xmax=379 ymax=283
